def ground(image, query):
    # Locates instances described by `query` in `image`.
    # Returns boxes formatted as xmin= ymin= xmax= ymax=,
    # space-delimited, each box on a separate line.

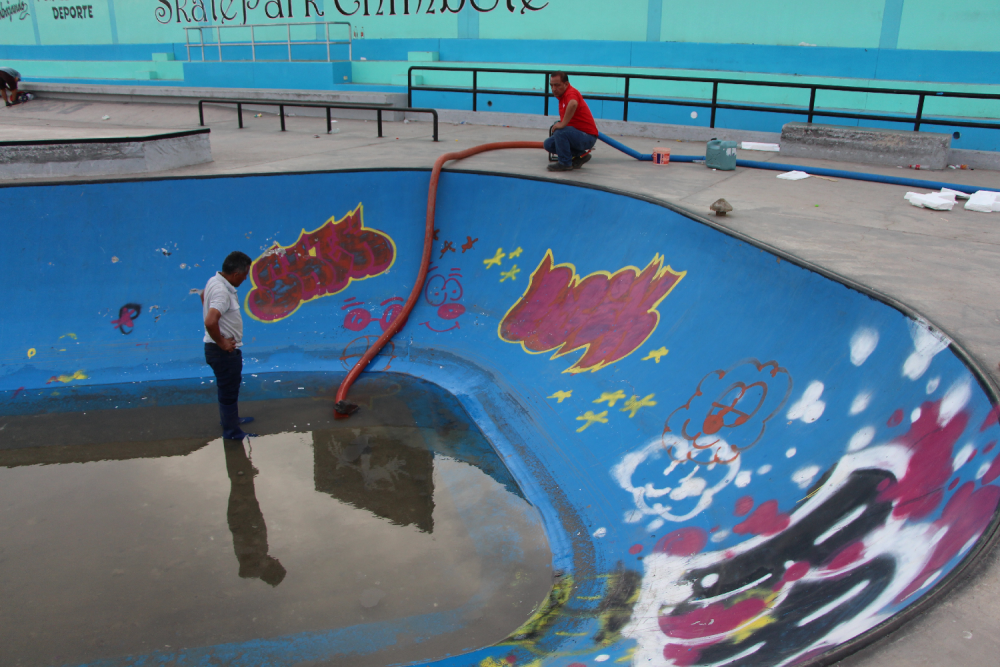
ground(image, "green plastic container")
xmin=706 ymin=139 xmax=738 ymax=171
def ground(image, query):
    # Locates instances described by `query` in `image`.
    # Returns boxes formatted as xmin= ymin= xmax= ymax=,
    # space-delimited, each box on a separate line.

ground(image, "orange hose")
xmin=334 ymin=140 xmax=546 ymax=416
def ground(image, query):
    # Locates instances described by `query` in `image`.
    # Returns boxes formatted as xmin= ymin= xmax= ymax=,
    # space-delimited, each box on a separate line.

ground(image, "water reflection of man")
xmin=224 ymin=441 xmax=286 ymax=587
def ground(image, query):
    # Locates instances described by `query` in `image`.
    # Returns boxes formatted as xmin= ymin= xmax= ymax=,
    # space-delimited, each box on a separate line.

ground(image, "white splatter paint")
xmin=850 ymin=391 xmax=872 ymax=415
xmin=711 ymin=529 xmax=730 ymax=543
xmin=735 ymin=471 xmax=752 ymax=487
xmin=788 ymin=381 xmax=826 ymax=423
xmin=701 ymin=573 xmax=720 ymax=588
xmin=911 ymin=407 xmax=922 ymax=423
xmin=848 ymin=426 xmax=876 ymax=452
xmin=793 ymin=465 xmax=821 ymax=489
xmin=647 ymin=518 xmax=665 ymax=531
xmin=670 ymin=471 xmax=707 ymax=501
xmin=850 ymin=328 xmax=879 ymax=366
xmin=976 ymin=461 xmax=991 ymax=480
xmin=926 ymin=377 xmax=940 ymax=394
xmin=952 ymin=443 xmax=975 ymax=471
xmin=903 ymin=319 xmax=951 ymax=380
xmin=592 ymin=527 xmax=607 ymax=538
xmin=786 ymin=447 xmax=797 ymax=458
xmin=939 ymin=379 xmax=972 ymax=428
xmin=757 ymin=464 xmax=772 ymax=475
xmin=594 ymin=656 xmax=610 ymax=663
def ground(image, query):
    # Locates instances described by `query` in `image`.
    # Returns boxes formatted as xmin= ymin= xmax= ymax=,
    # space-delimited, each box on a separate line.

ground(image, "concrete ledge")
xmin=780 ymin=122 xmax=951 ymax=169
xmin=22 ymin=82 xmax=409 ymax=121
xmin=0 ymin=129 xmax=213 ymax=180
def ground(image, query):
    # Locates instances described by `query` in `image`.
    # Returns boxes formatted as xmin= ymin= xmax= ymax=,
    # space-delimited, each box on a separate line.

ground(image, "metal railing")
xmin=185 ymin=21 xmax=352 ymax=62
xmin=198 ymin=99 xmax=439 ymax=141
xmin=407 ymin=65 xmax=1000 ymax=133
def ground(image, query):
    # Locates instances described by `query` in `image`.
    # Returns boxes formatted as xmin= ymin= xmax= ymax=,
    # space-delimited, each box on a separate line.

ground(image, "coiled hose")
xmin=334 ymin=140 xmax=545 ymax=417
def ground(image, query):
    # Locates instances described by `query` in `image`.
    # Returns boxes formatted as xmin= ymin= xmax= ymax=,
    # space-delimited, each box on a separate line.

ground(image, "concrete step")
xmin=780 ymin=122 xmax=951 ymax=169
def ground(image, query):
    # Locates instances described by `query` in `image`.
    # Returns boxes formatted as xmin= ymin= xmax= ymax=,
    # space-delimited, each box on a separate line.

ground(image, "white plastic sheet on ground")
xmin=777 ymin=170 xmax=810 ymax=180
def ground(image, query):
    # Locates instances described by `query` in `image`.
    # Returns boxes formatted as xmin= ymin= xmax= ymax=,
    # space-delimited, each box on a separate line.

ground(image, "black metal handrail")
xmin=407 ymin=66 xmax=1000 ymax=133
xmin=198 ymin=99 xmax=439 ymax=141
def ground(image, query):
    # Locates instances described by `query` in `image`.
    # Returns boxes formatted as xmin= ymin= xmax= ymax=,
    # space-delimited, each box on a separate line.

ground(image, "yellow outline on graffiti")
xmin=498 ymin=249 xmax=686 ymax=373
xmin=243 ymin=203 xmax=397 ymax=324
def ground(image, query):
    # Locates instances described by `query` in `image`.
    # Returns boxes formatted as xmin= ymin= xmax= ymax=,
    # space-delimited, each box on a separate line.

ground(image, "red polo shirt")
xmin=558 ymin=84 xmax=599 ymax=136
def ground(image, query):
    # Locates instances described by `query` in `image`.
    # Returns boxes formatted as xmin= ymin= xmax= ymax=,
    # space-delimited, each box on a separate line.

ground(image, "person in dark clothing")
xmin=202 ymin=251 xmax=256 ymax=441
xmin=544 ymin=71 xmax=600 ymax=172
xmin=0 ymin=67 xmax=23 ymax=106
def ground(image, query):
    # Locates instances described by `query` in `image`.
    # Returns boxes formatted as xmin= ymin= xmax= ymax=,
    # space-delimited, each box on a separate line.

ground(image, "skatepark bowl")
xmin=2 ymin=168 xmax=1000 ymax=667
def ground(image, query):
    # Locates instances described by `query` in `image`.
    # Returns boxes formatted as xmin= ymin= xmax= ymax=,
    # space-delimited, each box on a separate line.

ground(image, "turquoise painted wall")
xmin=2 ymin=0 xmax=998 ymax=51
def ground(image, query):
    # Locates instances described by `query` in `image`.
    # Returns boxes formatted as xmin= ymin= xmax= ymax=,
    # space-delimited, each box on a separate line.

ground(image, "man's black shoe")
xmin=547 ymin=162 xmax=573 ymax=172
xmin=572 ymin=153 xmax=592 ymax=169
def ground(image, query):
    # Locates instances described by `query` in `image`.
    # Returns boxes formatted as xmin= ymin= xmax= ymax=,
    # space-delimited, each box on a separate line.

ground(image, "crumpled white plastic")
xmin=776 ymin=170 xmax=810 ymax=180
xmin=964 ymin=190 xmax=1000 ymax=213
xmin=904 ymin=191 xmax=956 ymax=210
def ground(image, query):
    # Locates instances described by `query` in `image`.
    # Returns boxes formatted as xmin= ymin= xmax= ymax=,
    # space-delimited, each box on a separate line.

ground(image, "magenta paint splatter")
xmin=733 ymin=499 xmax=790 ymax=536
xmin=660 ymin=597 xmax=768 ymax=639
xmin=887 ymin=409 xmax=904 ymax=427
xmin=734 ymin=495 xmax=754 ymax=516
xmin=827 ymin=541 xmax=865 ymax=570
xmin=654 ymin=527 xmax=708 ymax=556
xmin=985 ymin=440 xmax=997 ymax=454
xmin=663 ymin=644 xmax=702 ymax=666
xmin=628 ymin=544 xmax=643 ymax=555
xmin=980 ymin=404 xmax=1000 ymax=432
xmin=949 ymin=478 xmax=960 ymax=490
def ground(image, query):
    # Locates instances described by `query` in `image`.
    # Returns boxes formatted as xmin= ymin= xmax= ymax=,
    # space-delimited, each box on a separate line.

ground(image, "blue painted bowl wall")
xmin=2 ymin=170 xmax=998 ymax=666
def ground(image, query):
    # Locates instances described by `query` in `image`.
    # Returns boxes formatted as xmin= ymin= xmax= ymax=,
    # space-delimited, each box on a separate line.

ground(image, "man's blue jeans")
xmin=205 ymin=343 xmax=243 ymax=405
xmin=544 ymin=126 xmax=598 ymax=166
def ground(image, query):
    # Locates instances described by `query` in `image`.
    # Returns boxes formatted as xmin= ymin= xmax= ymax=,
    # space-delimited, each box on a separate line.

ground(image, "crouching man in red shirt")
xmin=544 ymin=71 xmax=599 ymax=172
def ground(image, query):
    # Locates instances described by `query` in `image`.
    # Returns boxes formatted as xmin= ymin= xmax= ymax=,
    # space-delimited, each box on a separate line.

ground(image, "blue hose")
xmin=596 ymin=131 xmax=996 ymax=195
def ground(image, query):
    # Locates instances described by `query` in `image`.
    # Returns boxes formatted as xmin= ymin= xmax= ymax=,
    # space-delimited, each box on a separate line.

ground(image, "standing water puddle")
xmin=0 ymin=373 xmax=552 ymax=667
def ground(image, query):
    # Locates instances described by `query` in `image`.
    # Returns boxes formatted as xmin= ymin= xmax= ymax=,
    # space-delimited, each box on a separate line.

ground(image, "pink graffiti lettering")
xmin=500 ymin=250 xmax=685 ymax=373
xmin=246 ymin=204 xmax=396 ymax=323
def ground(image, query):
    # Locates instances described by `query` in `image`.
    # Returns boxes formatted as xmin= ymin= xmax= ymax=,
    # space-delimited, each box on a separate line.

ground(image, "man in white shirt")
xmin=203 ymin=251 xmax=256 ymax=440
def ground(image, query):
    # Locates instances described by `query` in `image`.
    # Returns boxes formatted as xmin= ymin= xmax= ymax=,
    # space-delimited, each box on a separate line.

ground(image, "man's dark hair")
xmin=222 ymin=251 xmax=252 ymax=275
xmin=550 ymin=71 xmax=569 ymax=83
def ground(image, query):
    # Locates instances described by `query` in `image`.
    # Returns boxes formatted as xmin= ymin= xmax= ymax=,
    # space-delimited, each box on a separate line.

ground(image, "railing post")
xmin=325 ymin=22 xmax=331 ymax=62
xmin=407 ymin=68 xmax=413 ymax=108
xmin=543 ymin=73 xmax=550 ymax=116
xmin=808 ymin=87 xmax=816 ymax=123
xmin=377 ymin=109 xmax=383 ymax=138
xmin=472 ymin=70 xmax=478 ymax=112
xmin=280 ymin=105 xmax=286 ymax=131
xmin=432 ymin=110 xmax=438 ymax=142
xmin=238 ymin=102 xmax=243 ymax=129
xmin=623 ymin=76 xmax=630 ymax=122
xmin=287 ymin=23 xmax=292 ymax=62
xmin=327 ymin=107 xmax=332 ymax=133
xmin=915 ymin=94 xmax=925 ymax=131
xmin=199 ymin=100 xmax=204 ymax=126
xmin=710 ymin=81 xmax=718 ymax=128
xmin=217 ymin=26 xmax=222 ymax=62
xmin=251 ymin=25 xmax=256 ymax=62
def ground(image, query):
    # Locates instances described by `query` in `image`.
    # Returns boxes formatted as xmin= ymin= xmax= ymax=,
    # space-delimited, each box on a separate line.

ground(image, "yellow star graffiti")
xmin=576 ymin=410 xmax=609 ymax=432
xmin=484 ymin=248 xmax=505 ymax=268
xmin=642 ymin=346 xmax=670 ymax=363
xmin=593 ymin=389 xmax=627 ymax=407
xmin=548 ymin=390 xmax=573 ymax=403
xmin=509 ymin=247 xmax=524 ymax=258
xmin=500 ymin=265 xmax=520 ymax=282
xmin=621 ymin=394 xmax=657 ymax=418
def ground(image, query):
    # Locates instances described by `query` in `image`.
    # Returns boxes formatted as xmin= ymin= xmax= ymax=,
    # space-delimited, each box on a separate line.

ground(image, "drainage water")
xmin=0 ymin=373 xmax=552 ymax=667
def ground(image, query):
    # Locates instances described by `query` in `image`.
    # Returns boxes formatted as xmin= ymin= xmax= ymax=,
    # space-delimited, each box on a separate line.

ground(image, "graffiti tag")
xmin=111 ymin=303 xmax=142 ymax=335
xmin=500 ymin=251 xmax=685 ymax=373
xmin=246 ymin=204 xmax=396 ymax=323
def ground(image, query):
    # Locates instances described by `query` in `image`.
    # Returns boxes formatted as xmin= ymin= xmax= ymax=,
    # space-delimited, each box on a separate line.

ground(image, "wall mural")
xmin=499 ymin=250 xmax=686 ymax=373
xmin=245 ymin=204 xmax=396 ymax=323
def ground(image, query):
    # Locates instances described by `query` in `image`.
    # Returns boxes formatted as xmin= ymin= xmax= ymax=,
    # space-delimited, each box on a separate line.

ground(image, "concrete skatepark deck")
xmin=1 ymin=102 xmax=1000 ymax=667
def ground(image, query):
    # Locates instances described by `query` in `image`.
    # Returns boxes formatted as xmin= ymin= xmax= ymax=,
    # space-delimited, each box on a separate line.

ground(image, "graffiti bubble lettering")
xmin=246 ymin=204 xmax=396 ymax=323
xmin=499 ymin=250 xmax=685 ymax=373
